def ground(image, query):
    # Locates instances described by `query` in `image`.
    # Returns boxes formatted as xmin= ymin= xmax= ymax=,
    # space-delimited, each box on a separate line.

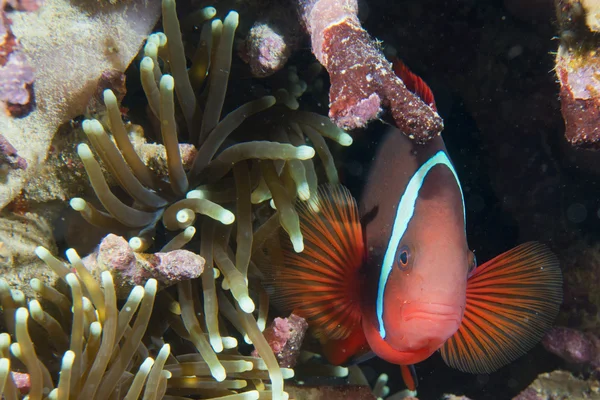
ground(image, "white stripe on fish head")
xmin=376 ymin=150 xmax=465 ymax=339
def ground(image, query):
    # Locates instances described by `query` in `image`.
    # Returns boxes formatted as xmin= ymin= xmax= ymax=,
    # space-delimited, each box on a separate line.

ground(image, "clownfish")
xmin=264 ymin=60 xmax=563 ymax=390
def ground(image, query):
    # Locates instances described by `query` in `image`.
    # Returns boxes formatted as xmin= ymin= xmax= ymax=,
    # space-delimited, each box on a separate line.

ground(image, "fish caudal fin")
xmin=440 ymin=242 xmax=563 ymax=374
xmin=271 ymin=184 xmax=366 ymax=341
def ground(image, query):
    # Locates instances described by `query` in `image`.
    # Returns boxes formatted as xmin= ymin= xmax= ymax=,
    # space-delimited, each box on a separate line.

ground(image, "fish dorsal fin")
xmin=272 ymin=184 xmax=365 ymax=340
xmin=391 ymin=57 xmax=437 ymax=111
xmin=440 ymin=242 xmax=563 ymax=373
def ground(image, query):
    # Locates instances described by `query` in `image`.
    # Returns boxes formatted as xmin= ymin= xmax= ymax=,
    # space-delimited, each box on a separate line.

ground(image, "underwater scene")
xmin=0 ymin=0 xmax=598 ymax=398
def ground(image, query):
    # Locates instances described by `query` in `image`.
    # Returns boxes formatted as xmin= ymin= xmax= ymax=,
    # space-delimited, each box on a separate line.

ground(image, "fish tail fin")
xmin=268 ymin=184 xmax=366 ymax=343
xmin=441 ymin=242 xmax=563 ymax=373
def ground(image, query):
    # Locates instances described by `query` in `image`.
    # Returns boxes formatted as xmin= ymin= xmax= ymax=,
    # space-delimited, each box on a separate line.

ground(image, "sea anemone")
xmin=0 ymin=247 xmax=296 ymax=399
xmin=69 ymin=0 xmax=351 ymax=364
xmin=71 ymin=2 xmax=351 ymax=258
xmin=0 ymin=1 xmax=352 ymax=399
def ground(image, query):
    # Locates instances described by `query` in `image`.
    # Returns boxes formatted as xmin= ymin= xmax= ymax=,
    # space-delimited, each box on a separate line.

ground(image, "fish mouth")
xmin=400 ymin=302 xmax=463 ymax=324
xmin=390 ymin=302 xmax=463 ymax=354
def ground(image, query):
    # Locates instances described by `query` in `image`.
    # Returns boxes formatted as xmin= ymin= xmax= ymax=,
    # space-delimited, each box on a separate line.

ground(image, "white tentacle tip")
xmin=219 ymin=210 xmax=235 ymax=225
xmin=238 ymin=296 xmax=255 ymax=314
xmin=291 ymin=235 xmax=304 ymax=253
xmin=212 ymin=365 xmax=226 ymax=382
xmin=296 ymin=146 xmax=315 ymax=160
xmin=339 ymin=132 xmax=353 ymax=146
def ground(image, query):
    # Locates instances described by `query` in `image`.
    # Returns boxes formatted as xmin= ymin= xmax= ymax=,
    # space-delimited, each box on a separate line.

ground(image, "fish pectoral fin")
xmin=269 ymin=184 xmax=366 ymax=342
xmin=400 ymin=364 xmax=418 ymax=391
xmin=440 ymin=241 xmax=563 ymax=374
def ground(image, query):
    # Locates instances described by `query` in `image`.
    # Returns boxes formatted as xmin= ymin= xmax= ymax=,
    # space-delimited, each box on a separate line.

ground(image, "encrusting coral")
xmin=0 ymin=0 xmax=162 ymax=208
xmin=297 ymin=0 xmax=443 ymax=141
xmin=554 ymin=0 xmax=600 ymax=148
xmin=0 ymin=0 xmax=355 ymax=398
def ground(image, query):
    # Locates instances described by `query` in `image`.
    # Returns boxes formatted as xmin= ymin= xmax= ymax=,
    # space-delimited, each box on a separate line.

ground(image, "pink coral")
xmin=83 ymin=234 xmax=204 ymax=298
xmin=252 ymin=313 xmax=308 ymax=368
xmin=11 ymin=371 xmax=30 ymax=395
xmin=297 ymin=0 xmax=442 ymax=141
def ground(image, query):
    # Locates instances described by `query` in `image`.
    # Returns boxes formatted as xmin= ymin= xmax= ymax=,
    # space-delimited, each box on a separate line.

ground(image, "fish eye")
xmin=396 ymin=245 xmax=411 ymax=271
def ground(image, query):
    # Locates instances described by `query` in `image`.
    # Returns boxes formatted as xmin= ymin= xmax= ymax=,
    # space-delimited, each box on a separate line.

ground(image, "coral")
xmin=0 ymin=52 xmax=34 ymax=117
xmin=238 ymin=0 xmax=302 ymax=77
xmin=542 ymin=327 xmax=600 ymax=366
xmin=10 ymin=372 xmax=29 ymax=394
xmin=3 ymin=0 xmax=41 ymax=12
xmin=0 ymin=0 xmax=161 ymax=210
xmin=80 ymin=233 xmax=205 ymax=298
xmin=0 ymin=9 xmax=16 ymax=65
xmin=512 ymin=370 xmax=600 ymax=400
xmin=240 ymin=23 xmax=291 ymax=78
xmin=554 ymin=0 xmax=600 ymax=148
xmin=297 ymin=0 xmax=443 ymax=140
xmin=0 ymin=0 xmax=160 ymax=302
xmin=0 ymin=2 xmax=34 ymax=118
xmin=0 ymin=134 xmax=27 ymax=172
xmin=252 ymin=313 xmax=308 ymax=368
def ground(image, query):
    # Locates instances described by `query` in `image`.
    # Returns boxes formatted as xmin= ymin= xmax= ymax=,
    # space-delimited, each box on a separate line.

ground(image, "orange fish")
xmin=265 ymin=61 xmax=563 ymax=390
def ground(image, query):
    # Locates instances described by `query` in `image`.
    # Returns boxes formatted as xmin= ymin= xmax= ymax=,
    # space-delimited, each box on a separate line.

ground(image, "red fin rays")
xmin=273 ymin=185 xmax=366 ymax=340
xmin=391 ymin=57 xmax=437 ymax=111
xmin=440 ymin=242 xmax=563 ymax=373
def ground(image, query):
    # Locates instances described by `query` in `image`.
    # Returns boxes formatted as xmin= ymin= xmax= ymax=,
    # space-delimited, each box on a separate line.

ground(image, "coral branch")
xmin=252 ymin=314 xmax=308 ymax=368
xmin=82 ymin=234 xmax=204 ymax=298
xmin=298 ymin=0 xmax=443 ymax=141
